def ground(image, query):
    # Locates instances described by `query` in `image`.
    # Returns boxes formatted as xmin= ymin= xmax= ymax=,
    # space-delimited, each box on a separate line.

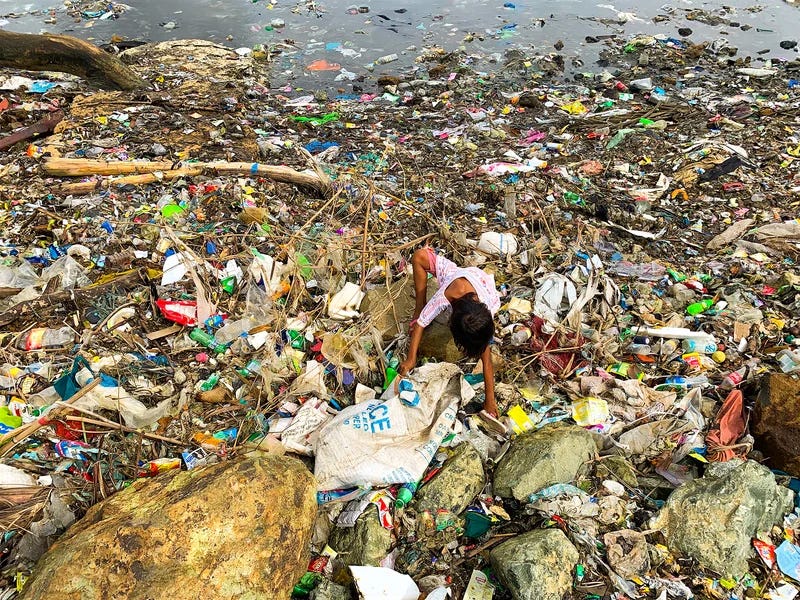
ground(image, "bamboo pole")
xmin=43 ymin=158 xmax=332 ymax=197
xmin=57 ymin=167 xmax=204 ymax=195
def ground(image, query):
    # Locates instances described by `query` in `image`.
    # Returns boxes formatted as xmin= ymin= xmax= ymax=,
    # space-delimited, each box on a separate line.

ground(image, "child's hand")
xmin=398 ymin=358 xmax=415 ymax=378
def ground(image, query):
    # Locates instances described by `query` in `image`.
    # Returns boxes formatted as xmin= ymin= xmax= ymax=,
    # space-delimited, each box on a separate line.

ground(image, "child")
xmin=398 ymin=247 xmax=502 ymax=421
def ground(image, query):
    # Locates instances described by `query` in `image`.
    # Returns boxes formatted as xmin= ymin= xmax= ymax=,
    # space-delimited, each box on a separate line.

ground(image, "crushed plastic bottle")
xmin=15 ymin=327 xmax=76 ymax=351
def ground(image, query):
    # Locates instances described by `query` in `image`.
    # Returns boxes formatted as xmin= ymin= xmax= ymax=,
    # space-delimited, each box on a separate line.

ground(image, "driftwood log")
xmin=43 ymin=158 xmax=333 ymax=198
xmin=0 ymin=110 xmax=64 ymax=152
xmin=0 ymin=30 xmax=147 ymax=91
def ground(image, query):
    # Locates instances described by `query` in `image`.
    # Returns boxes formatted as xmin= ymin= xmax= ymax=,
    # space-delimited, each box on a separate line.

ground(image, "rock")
xmin=753 ymin=374 xmax=800 ymax=477
xmin=328 ymin=505 xmax=392 ymax=567
xmin=415 ymin=442 xmax=485 ymax=514
xmin=361 ymin=276 xmax=437 ymax=340
xmin=493 ymin=424 xmax=597 ymax=501
xmin=596 ymin=455 xmax=639 ymax=488
xmin=418 ymin=320 xmax=462 ymax=363
xmin=490 ymin=529 xmax=579 ymax=600
xmin=310 ymin=578 xmax=354 ymax=600
xmin=678 ymin=27 xmax=693 ymax=37
xmin=19 ymin=454 xmax=317 ymax=600
xmin=652 ymin=459 xmax=793 ymax=576
xmin=780 ymin=40 xmax=798 ymax=50
xmin=377 ymin=74 xmax=402 ymax=87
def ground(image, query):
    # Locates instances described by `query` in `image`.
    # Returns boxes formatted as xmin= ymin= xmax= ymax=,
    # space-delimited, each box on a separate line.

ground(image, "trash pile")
xmin=0 ymin=21 xmax=800 ymax=600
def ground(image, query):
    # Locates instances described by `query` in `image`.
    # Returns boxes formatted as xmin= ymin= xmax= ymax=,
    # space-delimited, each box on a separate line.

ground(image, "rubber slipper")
xmin=479 ymin=410 xmax=508 ymax=435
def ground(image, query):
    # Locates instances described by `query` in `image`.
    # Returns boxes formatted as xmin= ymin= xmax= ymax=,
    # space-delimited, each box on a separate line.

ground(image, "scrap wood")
xmin=57 ymin=167 xmax=205 ymax=195
xmin=0 ymin=110 xmax=64 ymax=152
xmin=42 ymin=158 xmax=333 ymax=197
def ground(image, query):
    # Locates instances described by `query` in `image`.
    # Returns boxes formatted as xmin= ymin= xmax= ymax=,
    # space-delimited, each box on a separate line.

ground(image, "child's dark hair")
xmin=449 ymin=293 xmax=495 ymax=359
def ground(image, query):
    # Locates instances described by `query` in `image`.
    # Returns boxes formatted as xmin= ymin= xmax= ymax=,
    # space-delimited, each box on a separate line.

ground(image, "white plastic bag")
xmin=281 ymin=399 xmax=332 ymax=455
xmin=350 ymin=566 xmax=420 ymax=600
xmin=327 ymin=282 xmax=365 ymax=321
xmin=534 ymin=273 xmax=577 ymax=326
xmin=475 ymin=231 xmax=518 ymax=257
xmin=314 ymin=363 xmax=473 ymax=491
xmin=72 ymin=371 xmax=171 ymax=429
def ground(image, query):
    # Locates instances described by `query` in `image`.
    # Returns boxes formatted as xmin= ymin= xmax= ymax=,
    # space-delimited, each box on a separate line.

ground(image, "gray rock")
xmin=652 ymin=459 xmax=794 ymax=576
xmin=418 ymin=320 xmax=461 ymax=363
xmin=361 ymin=277 xmax=438 ymax=341
xmin=361 ymin=277 xmax=416 ymax=340
xmin=310 ymin=579 xmax=354 ymax=600
xmin=328 ymin=505 xmax=392 ymax=567
xmin=490 ymin=529 xmax=579 ymax=600
xmin=493 ymin=425 xmax=597 ymax=501
xmin=415 ymin=442 xmax=485 ymax=515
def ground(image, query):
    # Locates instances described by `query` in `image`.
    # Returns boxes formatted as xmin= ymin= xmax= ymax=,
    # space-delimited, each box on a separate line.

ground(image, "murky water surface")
xmin=1 ymin=0 xmax=798 ymax=88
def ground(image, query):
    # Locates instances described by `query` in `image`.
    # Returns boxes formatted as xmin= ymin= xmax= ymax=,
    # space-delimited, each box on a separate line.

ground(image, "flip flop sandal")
xmin=479 ymin=409 xmax=508 ymax=435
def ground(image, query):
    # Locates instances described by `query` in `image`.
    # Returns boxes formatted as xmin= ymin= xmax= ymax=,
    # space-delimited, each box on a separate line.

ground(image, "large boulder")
xmin=19 ymin=454 xmax=317 ymax=600
xmin=753 ymin=373 xmax=800 ymax=477
xmin=652 ymin=459 xmax=793 ymax=576
xmin=415 ymin=442 xmax=485 ymax=514
xmin=361 ymin=276 xmax=417 ymax=340
xmin=418 ymin=320 xmax=462 ymax=363
xmin=493 ymin=425 xmax=597 ymax=501
xmin=328 ymin=505 xmax=392 ymax=567
xmin=489 ymin=529 xmax=579 ymax=600
xmin=310 ymin=578 xmax=354 ymax=600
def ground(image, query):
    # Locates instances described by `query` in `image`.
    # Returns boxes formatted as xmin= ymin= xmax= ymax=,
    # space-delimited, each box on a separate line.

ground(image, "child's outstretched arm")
xmin=481 ymin=345 xmax=498 ymax=417
xmin=411 ymin=247 xmax=432 ymax=323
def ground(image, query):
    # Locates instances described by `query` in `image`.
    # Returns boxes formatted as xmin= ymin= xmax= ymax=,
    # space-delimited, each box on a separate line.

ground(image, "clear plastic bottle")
xmin=681 ymin=338 xmax=718 ymax=354
xmin=189 ymin=328 xmax=227 ymax=354
xmin=15 ymin=327 xmax=76 ymax=351
xmin=720 ymin=360 xmax=757 ymax=390
xmin=665 ymin=375 xmax=709 ymax=388
xmin=214 ymin=317 xmax=257 ymax=344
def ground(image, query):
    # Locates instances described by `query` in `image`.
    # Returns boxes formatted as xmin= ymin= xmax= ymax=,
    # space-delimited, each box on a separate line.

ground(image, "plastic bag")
xmin=314 ymin=362 xmax=472 ymax=491
xmin=281 ymin=399 xmax=332 ymax=455
xmin=72 ymin=372 xmax=171 ymax=429
xmin=41 ymin=256 xmax=90 ymax=289
xmin=327 ymin=282 xmax=365 ymax=320
xmin=0 ymin=259 xmax=40 ymax=288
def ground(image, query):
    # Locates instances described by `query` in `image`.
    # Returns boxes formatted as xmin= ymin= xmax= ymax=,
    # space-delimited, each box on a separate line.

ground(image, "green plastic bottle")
xmin=383 ymin=356 xmax=400 ymax=390
xmin=395 ymin=481 xmax=419 ymax=508
xmin=189 ymin=328 xmax=227 ymax=353
xmin=686 ymin=298 xmax=714 ymax=316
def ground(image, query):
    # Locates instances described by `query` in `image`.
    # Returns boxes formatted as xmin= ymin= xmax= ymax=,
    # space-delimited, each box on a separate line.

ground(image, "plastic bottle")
xmin=215 ymin=317 xmax=256 ymax=344
xmin=686 ymin=298 xmax=714 ymax=316
xmin=383 ymin=356 xmax=399 ymax=390
xmin=627 ymin=343 xmax=652 ymax=355
xmin=189 ymin=328 xmax=227 ymax=354
xmin=395 ymin=481 xmax=419 ymax=508
xmin=375 ymin=53 xmax=399 ymax=64
xmin=720 ymin=362 xmax=756 ymax=390
xmin=664 ymin=375 xmax=709 ymax=388
xmin=200 ymin=373 xmax=220 ymax=391
xmin=681 ymin=338 xmax=718 ymax=354
xmin=15 ymin=327 xmax=75 ymax=351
